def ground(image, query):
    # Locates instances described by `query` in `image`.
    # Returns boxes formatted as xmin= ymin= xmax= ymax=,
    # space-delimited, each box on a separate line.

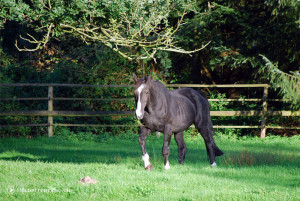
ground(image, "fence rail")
xmin=1 ymin=110 xmax=299 ymax=117
xmin=1 ymin=83 xmax=299 ymax=138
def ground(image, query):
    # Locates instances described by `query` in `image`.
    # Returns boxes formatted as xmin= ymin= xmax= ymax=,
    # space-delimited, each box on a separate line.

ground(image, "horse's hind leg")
xmin=174 ymin=132 xmax=187 ymax=164
xmin=138 ymin=126 xmax=153 ymax=170
xmin=197 ymin=126 xmax=220 ymax=166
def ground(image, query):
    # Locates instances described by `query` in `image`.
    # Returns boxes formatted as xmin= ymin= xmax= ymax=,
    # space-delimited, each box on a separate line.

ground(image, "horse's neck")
xmin=148 ymin=81 xmax=169 ymax=112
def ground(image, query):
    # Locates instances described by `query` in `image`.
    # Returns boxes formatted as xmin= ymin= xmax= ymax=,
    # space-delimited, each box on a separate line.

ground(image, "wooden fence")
xmin=0 ymin=83 xmax=299 ymax=138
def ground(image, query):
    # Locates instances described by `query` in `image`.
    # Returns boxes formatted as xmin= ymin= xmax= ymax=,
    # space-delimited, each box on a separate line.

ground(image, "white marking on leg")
xmin=211 ymin=162 xmax=217 ymax=167
xmin=142 ymin=153 xmax=150 ymax=168
xmin=135 ymin=84 xmax=145 ymax=119
xmin=164 ymin=161 xmax=170 ymax=170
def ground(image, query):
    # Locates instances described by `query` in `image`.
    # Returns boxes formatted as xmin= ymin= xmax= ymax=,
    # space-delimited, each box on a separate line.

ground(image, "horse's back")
xmin=170 ymin=88 xmax=209 ymax=105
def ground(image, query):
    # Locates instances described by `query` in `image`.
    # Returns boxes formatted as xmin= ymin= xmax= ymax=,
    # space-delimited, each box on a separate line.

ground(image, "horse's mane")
xmin=152 ymin=79 xmax=170 ymax=95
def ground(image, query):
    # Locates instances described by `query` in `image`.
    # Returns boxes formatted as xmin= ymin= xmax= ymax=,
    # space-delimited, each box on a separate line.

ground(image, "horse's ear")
xmin=132 ymin=73 xmax=138 ymax=83
xmin=146 ymin=75 xmax=152 ymax=84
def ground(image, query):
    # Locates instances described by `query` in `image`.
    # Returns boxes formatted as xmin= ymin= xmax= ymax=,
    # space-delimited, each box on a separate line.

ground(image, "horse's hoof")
xmin=211 ymin=162 xmax=217 ymax=167
xmin=164 ymin=161 xmax=170 ymax=170
xmin=145 ymin=164 xmax=153 ymax=171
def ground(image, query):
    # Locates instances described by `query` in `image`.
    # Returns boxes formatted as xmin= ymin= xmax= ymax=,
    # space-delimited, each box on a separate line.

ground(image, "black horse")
xmin=133 ymin=74 xmax=223 ymax=170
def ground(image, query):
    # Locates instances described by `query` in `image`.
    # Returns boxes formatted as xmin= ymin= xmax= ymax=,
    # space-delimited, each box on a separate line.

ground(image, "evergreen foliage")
xmin=260 ymin=55 xmax=300 ymax=109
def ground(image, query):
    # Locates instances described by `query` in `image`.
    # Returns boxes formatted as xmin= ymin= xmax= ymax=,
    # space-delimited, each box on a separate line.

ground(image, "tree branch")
xmin=15 ymin=2 xmax=209 ymax=60
xmin=15 ymin=23 xmax=54 ymax=51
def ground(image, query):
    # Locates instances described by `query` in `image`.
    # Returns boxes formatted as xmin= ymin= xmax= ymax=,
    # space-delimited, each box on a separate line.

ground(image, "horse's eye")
xmin=146 ymin=91 xmax=149 ymax=94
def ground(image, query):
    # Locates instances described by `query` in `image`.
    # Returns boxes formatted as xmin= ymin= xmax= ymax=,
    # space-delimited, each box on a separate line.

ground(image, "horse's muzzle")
xmin=136 ymin=110 xmax=144 ymax=119
xmin=136 ymin=114 xmax=144 ymax=120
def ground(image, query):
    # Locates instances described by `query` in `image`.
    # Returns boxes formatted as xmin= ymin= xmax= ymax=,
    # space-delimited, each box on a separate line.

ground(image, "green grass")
xmin=0 ymin=133 xmax=299 ymax=201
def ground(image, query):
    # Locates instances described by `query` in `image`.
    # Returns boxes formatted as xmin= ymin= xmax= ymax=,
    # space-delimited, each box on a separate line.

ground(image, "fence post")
xmin=48 ymin=85 xmax=53 ymax=137
xmin=260 ymin=86 xmax=269 ymax=138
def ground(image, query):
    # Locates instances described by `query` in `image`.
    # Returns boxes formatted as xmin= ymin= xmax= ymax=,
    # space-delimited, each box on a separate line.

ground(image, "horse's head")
xmin=132 ymin=74 xmax=152 ymax=119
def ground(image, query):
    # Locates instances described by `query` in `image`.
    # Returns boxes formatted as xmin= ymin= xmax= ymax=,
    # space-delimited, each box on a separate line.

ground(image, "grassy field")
xmin=0 ymin=133 xmax=299 ymax=201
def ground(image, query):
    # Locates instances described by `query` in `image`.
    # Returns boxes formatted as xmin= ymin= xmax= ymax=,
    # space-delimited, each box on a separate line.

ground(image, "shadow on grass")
xmin=0 ymin=137 xmax=142 ymax=164
xmin=0 ymin=136 xmax=299 ymax=168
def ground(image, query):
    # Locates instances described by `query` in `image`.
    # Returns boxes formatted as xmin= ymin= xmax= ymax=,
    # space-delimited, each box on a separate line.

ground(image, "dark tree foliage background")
xmin=0 ymin=0 xmax=299 ymax=137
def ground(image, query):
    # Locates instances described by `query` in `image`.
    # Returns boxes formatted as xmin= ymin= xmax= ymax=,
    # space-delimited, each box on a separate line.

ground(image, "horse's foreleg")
xmin=174 ymin=132 xmax=187 ymax=164
xmin=138 ymin=126 xmax=153 ymax=170
xmin=162 ymin=125 xmax=172 ymax=170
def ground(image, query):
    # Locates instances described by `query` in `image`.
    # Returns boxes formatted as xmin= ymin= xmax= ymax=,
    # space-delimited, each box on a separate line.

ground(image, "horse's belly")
xmin=170 ymin=116 xmax=194 ymax=133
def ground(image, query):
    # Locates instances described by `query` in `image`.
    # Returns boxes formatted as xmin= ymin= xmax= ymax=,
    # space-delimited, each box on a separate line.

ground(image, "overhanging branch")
xmin=15 ymin=23 xmax=54 ymax=51
xmin=15 ymin=3 xmax=209 ymax=60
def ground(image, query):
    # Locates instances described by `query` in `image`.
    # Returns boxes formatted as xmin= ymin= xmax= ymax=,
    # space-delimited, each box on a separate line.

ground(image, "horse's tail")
xmin=192 ymin=90 xmax=224 ymax=157
xmin=212 ymin=141 xmax=224 ymax=156
xmin=192 ymin=90 xmax=212 ymax=129
xmin=207 ymin=125 xmax=224 ymax=157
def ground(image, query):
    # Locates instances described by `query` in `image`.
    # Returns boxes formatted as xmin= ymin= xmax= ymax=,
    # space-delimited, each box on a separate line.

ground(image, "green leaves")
xmin=1 ymin=0 xmax=30 ymax=23
xmin=4 ymin=0 xmax=206 ymax=60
